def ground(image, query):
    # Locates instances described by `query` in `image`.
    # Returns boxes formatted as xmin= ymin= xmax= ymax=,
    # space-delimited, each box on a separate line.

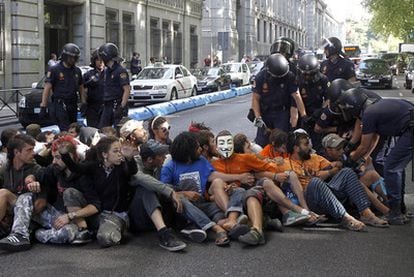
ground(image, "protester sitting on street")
xmin=233 ymin=133 xmax=263 ymax=155
xmin=260 ymin=129 xmax=290 ymax=160
xmin=161 ymin=131 xmax=246 ymax=246
xmin=320 ymin=133 xmax=389 ymax=216
xmin=61 ymin=136 xmax=138 ymax=247
xmin=197 ymin=130 xmax=219 ymax=163
xmin=0 ymin=135 xmax=47 ymax=250
xmin=277 ymin=131 xmax=388 ymax=229
xmin=188 ymin=121 xmax=211 ymax=133
xmin=129 ymin=140 xmax=187 ymax=252
xmin=148 ymin=116 xmax=172 ymax=145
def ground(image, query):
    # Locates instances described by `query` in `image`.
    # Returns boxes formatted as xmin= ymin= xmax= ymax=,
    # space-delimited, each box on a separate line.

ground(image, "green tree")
xmin=363 ymin=0 xmax=414 ymax=41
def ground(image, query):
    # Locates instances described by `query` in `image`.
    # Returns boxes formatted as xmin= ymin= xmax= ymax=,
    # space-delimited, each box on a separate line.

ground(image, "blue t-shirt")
xmin=160 ymin=156 xmax=215 ymax=195
xmin=362 ymin=99 xmax=413 ymax=136
xmin=103 ymin=63 xmax=130 ymax=101
xmin=320 ymin=57 xmax=355 ymax=82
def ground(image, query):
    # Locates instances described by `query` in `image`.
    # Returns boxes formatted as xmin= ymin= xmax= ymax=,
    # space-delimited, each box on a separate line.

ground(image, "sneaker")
xmin=386 ymin=208 xmax=405 ymax=225
xmin=71 ymin=229 xmax=93 ymax=245
xmin=158 ymin=228 xmax=187 ymax=252
xmin=0 ymin=233 xmax=31 ymax=252
xmin=236 ymin=214 xmax=249 ymax=225
xmin=282 ymin=211 xmax=311 ymax=227
xmin=35 ymin=224 xmax=77 ymax=244
xmin=264 ymin=216 xmax=284 ymax=232
xmin=238 ymin=228 xmax=265 ymax=246
xmin=180 ymin=228 xmax=207 ymax=243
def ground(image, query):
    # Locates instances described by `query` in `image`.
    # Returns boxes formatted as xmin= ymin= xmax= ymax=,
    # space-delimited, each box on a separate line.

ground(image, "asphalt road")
xmin=1 ymin=76 xmax=414 ymax=277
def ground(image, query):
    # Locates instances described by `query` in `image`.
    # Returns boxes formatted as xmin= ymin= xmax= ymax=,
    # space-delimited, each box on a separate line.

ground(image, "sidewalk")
xmin=0 ymin=101 xmax=20 ymax=127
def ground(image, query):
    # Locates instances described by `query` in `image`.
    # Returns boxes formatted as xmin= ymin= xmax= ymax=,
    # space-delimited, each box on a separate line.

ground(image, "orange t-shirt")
xmin=277 ymin=154 xmax=332 ymax=189
xmin=260 ymin=144 xmax=289 ymax=159
xmin=212 ymin=153 xmax=287 ymax=186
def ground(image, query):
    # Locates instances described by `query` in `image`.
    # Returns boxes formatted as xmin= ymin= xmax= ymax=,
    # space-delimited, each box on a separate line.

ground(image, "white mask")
xmin=217 ymin=135 xmax=234 ymax=158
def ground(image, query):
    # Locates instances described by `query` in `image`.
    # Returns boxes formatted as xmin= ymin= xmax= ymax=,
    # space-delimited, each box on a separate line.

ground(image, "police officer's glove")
xmin=254 ymin=117 xmax=266 ymax=128
xmin=80 ymin=103 xmax=88 ymax=118
xmin=114 ymin=105 xmax=128 ymax=119
xmin=300 ymin=115 xmax=315 ymax=130
xmin=39 ymin=106 xmax=47 ymax=120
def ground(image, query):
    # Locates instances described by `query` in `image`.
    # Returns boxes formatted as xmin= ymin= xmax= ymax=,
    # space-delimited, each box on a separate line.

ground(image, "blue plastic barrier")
xmin=145 ymin=102 xmax=177 ymax=116
xmin=129 ymin=106 xmax=154 ymax=121
xmin=207 ymin=91 xmax=225 ymax=102
xmin=222 ymin=88 xmax=238 ymax=99
xmin=170 ymin=98 xmax=196 ymax=112
xmin=190 ymin=94 xmax=210 ymax=106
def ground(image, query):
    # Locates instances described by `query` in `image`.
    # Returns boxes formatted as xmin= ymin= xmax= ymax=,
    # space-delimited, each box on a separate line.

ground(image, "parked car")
xmin=248 ymin=61 xmax=265 ymax=84
xmin=221 ymin=62 xmax=251 ymax=87
xmin=129 ymin=63 xmax=197 ymax=103
xmin=356 ymin=58 xmax=393 ymax=89
xmin=404 ymin=58 xmax=414 ymax=91
xmin=195 ymin=67 xmax=232 ymax=93
xmin=18 ymin=65 xmax=92 ymax=128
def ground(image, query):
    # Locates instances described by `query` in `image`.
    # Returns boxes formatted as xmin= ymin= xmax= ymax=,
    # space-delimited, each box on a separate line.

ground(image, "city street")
xmin=0 ymin=76 xmax=414 ymax=276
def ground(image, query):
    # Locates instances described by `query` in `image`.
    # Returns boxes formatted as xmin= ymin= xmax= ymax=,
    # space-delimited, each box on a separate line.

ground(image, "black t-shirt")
xmin=83 ymin=68 xmax=105 ymax=103
xmin=45 ymin=61 xmax=83 ymax=101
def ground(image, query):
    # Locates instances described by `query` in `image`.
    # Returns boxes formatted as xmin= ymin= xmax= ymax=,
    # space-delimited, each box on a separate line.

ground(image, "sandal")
xmin=341 ymin=217 xmax=368 ymax=232
xmin=306 ymin=213 xmax=328 ymax=226
xmin=228 ymin=224 xmax=250 ymax=240
xmin=360 ymin=216 xmax=389 ymax=228
xmin=215 ymin=232 xmax=230 ymax=247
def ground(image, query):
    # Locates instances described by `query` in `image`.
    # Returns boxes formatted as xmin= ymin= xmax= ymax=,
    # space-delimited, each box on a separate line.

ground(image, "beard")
xmin=298 ymin=149 xmax=311 ymax=160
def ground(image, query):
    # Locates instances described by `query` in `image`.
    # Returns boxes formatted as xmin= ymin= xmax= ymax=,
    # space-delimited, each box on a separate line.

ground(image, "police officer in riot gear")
xmin=320 ymin=37 xmax=356 ymax=82
xmin=336 ymin=89 xmax=414 ymax=225
xmin=296 ymin=54 xmax=329 ymax=152
xmin=98 ymin=43 xmax=130 ymax=128
xmin=270 ymin=37 xmax=297 ymax=75
xmin=251 ymin=53 xmax=307 ymax=147
xmin=40 ymin=43 xmax=86 ymax=131
xmin=82 ymin=49 xmax=105 ymax=128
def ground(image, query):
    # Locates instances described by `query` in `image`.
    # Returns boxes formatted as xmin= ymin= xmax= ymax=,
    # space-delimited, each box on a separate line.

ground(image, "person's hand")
xmin=331 ymin=161 xmax=343 ymax=169
xmin=121 ymin=140 xmax=137 ymax=160
xmin=114 ymin=105 xmax=128 ymax=119
xmin=182 ymin=191 xmax=201 ymax=202
xmin=224 ymin=183 xmax=238 ymax=193
xmin=171 ymin=191 xmax=183 ymax=213
xmin=273 ymin=157 xmax=285 ymax=165
xmin=239 ymin=173 xmax=255 ymax=186
xmin=54 ymin=214 xmax=70 ymax=230
xmin=253 ymin=117 xmax=266 ymax=128
xmin=25 ymin=175 xmax=41 ymax=193
xmin=39 ymin=106 xmax=47 ymax=120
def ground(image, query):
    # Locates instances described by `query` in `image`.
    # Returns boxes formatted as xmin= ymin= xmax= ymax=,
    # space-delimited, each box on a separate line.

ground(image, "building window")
xmin=263 ymin=21 xmax=267 ymax=43
xmin=106 ymin=9 xmax=119 ymax=46
xmin=150 ymin=18 xmax=161 ymax=61
xmin=173 ymin=23 xmax=182 ymax=64
xmin=162 ymin=21 xmax=172 ymax=63
xmin=190 ymin=25 xmax=198 ymax=68
xmin=0 ymin=4 xmax=4 ymax=73
xmin=257 ymin=19 xmax=260 ymax=42
xmin=122 ymin=12 xmax=135 ymax=59
xmin=269 ymin=23 xmax=273 ymax=44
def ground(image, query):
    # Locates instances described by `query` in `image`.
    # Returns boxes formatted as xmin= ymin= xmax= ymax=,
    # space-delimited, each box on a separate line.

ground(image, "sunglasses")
xmin=160 ymin=126 xmax=171 ymax=133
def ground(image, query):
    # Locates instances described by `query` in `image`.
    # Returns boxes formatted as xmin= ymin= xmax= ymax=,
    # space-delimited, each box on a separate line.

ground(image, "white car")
xmin=221 ymin=62 xmax=251 ymax=86
xmin=129 ymin=64 xmax=198 ymax=103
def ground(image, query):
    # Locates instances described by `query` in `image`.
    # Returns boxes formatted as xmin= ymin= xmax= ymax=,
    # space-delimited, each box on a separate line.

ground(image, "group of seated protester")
xmin=0 ymin=116 xmax=405 ymax=253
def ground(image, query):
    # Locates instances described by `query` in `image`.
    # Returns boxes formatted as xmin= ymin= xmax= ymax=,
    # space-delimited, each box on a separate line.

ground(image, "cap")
xmin=140 ymin=139 xmax=169 ymax=160
xmin=322 ymin=133 xmax=346 ymax=149
xmin=119 ymin=119 xmax=143 ymax=138
xmin=25 ymin=124 xmax=41 ymax=138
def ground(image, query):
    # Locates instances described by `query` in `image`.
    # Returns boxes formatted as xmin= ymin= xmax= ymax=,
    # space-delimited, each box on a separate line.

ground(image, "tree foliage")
xmin=363 ymin=0 xmax=414 ymax=41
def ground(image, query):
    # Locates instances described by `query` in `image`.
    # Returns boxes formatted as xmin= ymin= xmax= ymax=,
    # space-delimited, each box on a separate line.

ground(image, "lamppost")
xmin=204 ymin=6 xmax=213 ymax=67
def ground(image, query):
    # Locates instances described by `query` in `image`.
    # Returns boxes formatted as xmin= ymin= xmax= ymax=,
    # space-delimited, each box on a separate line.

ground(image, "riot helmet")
xmin=89 ymin=49 xmax=100 ymax=68
xmin=336 ymin=88 xmax=369 ymax=122
xmin=98 ymin=43 xmax=119 ymax=64
xmin=297 ymin=54 xmax=320 ymax=83
xmin=266 ymin=53 xmax=289 ymax=78
xmin=61 ymin=43 xmax=80 ymax=64
xmin=326 ymin=78 xmax=353 ymax=115
xmin=270 ymin=37 xmax=296 ymax=59
xmin=321 ymin=37 xmax=343 ymax=58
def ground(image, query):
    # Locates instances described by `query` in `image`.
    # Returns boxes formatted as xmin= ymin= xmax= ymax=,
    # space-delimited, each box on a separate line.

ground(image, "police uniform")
xmin=45 ymin=61 xmax=83 ymax=131
xmin=253 ymin=69 xmax=297 ymax=147
xmin=298 ymin=73 xmax=329 ymax=152
xmin=83 ymin=68 xmax=104 ymax=128
xmin=99 ymin=63 xmax=130 ymax=128
xmin=320 ymin=57 xmax=355 ymax=82
xmin=360 ymin=98 xmax=414 ymax=210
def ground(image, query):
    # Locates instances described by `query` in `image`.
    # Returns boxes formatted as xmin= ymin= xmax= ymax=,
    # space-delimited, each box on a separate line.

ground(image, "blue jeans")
xmin=180 ymin=197 xmax=223 ymax=231
xmin=225 ymin=188 xmax=246 ymax=217
xmin=384 ymin=131 xmax=413 ymax=207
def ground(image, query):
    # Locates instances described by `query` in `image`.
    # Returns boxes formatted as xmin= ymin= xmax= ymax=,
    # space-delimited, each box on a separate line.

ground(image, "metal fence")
xmin=0 ymin=88 xmax=32 ymax=119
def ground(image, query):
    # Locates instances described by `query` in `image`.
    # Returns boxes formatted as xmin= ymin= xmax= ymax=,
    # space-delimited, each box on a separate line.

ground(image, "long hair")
xmin=86 ymin=136 xmax=119 ymax=163
xmin=170 ymin=132 xmax=199 ymax=163
xmin=1 ymin=128 xmax=19 ymax=150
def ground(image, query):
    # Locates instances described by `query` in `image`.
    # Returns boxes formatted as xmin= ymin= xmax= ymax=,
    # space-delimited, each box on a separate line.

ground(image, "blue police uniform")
xmin=298 ymin=73 xmax=328 ymax=152
xmin=83 ymin=68 xmax=104 ymax=128
xmin=320 ymin=57 xmax=355 ymax=82
xmin=45 ymin=61 xmax=83 ymax=131
xmin=99 ymin=62 xmax=130 ymax=128
xmin=253 ymin=69 xmax=297 ymax=146
xmin=361 ymin=99 xmax=414 ymax=209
